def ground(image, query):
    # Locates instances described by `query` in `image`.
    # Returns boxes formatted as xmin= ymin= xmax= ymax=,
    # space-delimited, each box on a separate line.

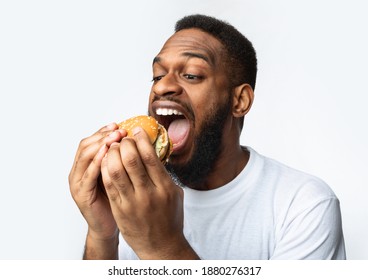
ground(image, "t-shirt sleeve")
xmin=271 ymin=180 xmax=346 ymax=260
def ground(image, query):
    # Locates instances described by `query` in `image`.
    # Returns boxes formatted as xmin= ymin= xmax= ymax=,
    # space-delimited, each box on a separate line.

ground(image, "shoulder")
xmin=246 ymin=148 xmax=345 ymax=259
xmin=249 ymin=147 xmax=336 ymax=195
xmin=246 ymin=147 xmax=339 ymax=213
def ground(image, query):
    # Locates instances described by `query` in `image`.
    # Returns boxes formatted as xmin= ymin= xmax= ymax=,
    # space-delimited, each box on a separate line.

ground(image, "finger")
xmin=70 ymin=143 xmax=108 ymax=196
xmin=101 ymin=150 xmax=119 ymax=202
xmin=120 ymin=136 xmax=154 ymax=192
xmin=132 ymin=127 xmax=172 ymax=190
xmin=71 ymin=128 xmax=113 ymax=174
xmin=102 ymin=142 xmax=134 ymax=200
xmin=76 ymin=127 xmax=125 ymax=157
xmin=100 ymin=122 xmax=118 ymax=132
xmin=71 ymin=129 xmax=126 ymax=182
xmin=104 ymin=130 xmax=127 ymax=147
xmin=77 ymin=123 xmax=118 ymax=149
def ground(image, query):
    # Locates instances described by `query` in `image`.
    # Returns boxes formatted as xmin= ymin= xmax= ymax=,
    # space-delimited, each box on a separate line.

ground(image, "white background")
xmin=0 ymin=0 xmax=367 ymax=259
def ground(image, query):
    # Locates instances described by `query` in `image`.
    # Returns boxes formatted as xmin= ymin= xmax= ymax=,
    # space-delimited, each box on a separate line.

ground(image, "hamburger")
xmin=117 ymin=115 xmax=172 ymax=163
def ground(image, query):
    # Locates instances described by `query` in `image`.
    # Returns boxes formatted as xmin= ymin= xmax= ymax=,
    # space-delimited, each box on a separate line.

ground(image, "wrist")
xmin=84 ymin=229 xmax=119 ymax=260
xmin=137 ymin=235 xmax=200 ymax=260
xmin=87 ymin=227 xmax=119 ymax=242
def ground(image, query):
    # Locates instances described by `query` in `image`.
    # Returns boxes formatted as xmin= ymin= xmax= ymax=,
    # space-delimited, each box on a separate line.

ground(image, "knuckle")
xmin=121 ymin=148 xmax=139 ymax=169
xmin=125 ymin=155 xmax=139 ymax=169
xmin=141 ymin=152 xmax=157 ymax=167
xmin=68 ymin=170 xmax=74 ymax=185
xmin=76 ymin=149 xmax=89 ymax=163
xmin=108 ymin=192 xmax=119 ymax=202
xmin=78 ymin=137 xmax=89 ymax=149
xmin=109 ymin=168 xmax=122 ymax=182
xmin=68 ymin=182 xmax=78 ymax=197
xmin=117 ymin=184 xmax=130 ymax=196
xmin=70 ymin=180 xmax=85 ymax=199
xmin=103 ymin=179 xmax=114 ymax=192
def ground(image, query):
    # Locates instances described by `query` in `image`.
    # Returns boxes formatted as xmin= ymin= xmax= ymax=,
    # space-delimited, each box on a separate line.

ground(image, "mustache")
xmin=151 ymin=96 xmax=195 ymax=121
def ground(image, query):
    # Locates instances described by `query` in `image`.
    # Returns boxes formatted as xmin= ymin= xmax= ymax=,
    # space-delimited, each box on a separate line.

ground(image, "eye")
xmin=152 ymin=75 xmax=164 ymax=83
xmin=183 ymin=74 xmax=203 ymax=80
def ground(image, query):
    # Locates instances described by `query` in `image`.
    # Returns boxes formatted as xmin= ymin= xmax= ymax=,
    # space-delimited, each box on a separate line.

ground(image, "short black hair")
xmin=175 ymin=14 xmax=257 ymax=90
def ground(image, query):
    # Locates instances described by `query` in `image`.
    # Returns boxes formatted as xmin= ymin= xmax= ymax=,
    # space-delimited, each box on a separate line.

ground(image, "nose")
xmin=152 ymin=73 xmax=182 ymax=97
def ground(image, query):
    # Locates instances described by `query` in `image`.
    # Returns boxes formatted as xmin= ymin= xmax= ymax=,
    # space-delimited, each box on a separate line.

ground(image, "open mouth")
xmin=151 ymin=101 xmax=192 ymax=153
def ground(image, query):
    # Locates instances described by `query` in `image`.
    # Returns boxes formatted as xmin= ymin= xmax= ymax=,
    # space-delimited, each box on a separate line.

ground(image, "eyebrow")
xmin=152 ymin=51 xmax=214 ymax=66
xmin=182 ymin=52 xmax=212 ymax=65
xmin=152 ymin=56 xmax=161 ymax=65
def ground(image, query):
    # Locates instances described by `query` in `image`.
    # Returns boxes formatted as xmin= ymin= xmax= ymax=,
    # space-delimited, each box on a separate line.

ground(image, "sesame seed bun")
xmin=117 ymin=115 xmax=172 ymax=163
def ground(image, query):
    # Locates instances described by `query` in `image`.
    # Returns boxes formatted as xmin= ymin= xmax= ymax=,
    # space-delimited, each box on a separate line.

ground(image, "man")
xmin=69 ymin=14 xmax=346 ymax=259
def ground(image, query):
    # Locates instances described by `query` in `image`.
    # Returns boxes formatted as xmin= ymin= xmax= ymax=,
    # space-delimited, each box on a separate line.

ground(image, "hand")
xmin=101 ymin=127 xmax=198 ymax=259
xmin=69 ymin=123 xmax=126 ymax=241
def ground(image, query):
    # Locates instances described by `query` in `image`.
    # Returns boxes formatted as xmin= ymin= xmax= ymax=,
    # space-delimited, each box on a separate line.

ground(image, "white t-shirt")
xmin=119 ymin=147 xmax=346 ymax=259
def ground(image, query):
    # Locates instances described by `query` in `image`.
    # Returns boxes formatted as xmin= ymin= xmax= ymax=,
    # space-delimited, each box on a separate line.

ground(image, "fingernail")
xmin=118 ymin=128 xmax=128 ymax=136
xmin=132 ymin=127 xmax=142 ymax=136
xmin=108 ymin=131 xmax=119 ymax=138
xmin=106 ymin=123 xmax=117 ymax=130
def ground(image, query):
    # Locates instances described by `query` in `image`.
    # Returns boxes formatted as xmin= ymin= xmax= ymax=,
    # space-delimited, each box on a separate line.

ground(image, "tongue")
xmin=168 ymin=118 xmax=190 ymax=145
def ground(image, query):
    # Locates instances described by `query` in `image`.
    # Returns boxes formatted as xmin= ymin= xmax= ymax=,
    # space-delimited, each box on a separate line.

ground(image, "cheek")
xmin=190 ymin=89 xmax=226 ymax=122
xmin=188 ymin=84 xmax=217 ymax=111
xmin=147 ymin=91 xmax=155 ymax=114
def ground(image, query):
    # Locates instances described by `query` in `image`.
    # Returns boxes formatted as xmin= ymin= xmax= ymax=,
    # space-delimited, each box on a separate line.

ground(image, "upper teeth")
xmin=156 ymin=108 xmax=183 ymax=116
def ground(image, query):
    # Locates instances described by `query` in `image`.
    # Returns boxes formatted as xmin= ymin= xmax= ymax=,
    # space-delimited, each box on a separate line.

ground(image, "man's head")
xmin=175 ymin=14 xmax=257 ymax=91
xmin=148 ymin=15 xmax=257 ymax=189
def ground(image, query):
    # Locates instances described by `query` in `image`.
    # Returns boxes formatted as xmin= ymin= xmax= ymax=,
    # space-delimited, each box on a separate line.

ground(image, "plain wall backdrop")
xmin=0 ymin=0 xmax=367 ymax=259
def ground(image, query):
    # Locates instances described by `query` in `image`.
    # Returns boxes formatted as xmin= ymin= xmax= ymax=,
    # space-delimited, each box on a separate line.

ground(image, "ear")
xmin=232 ymin=83 xmax=254 ymax=118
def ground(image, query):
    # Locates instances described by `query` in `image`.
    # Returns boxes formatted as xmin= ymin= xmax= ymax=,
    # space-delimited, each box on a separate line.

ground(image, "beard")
xmin=165 ymin=99 xmax=231 ymax=190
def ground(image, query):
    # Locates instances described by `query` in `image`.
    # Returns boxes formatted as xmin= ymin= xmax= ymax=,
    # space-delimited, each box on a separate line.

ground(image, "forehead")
xmin=155 ymin=28 xmax=225 ymax=66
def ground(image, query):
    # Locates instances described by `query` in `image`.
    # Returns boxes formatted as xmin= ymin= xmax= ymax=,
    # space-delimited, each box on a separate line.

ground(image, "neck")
xmin=195 ymin=143 xmax=249 ymax=191
xmin=187 ymin=116 xmax=249 ymax=191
